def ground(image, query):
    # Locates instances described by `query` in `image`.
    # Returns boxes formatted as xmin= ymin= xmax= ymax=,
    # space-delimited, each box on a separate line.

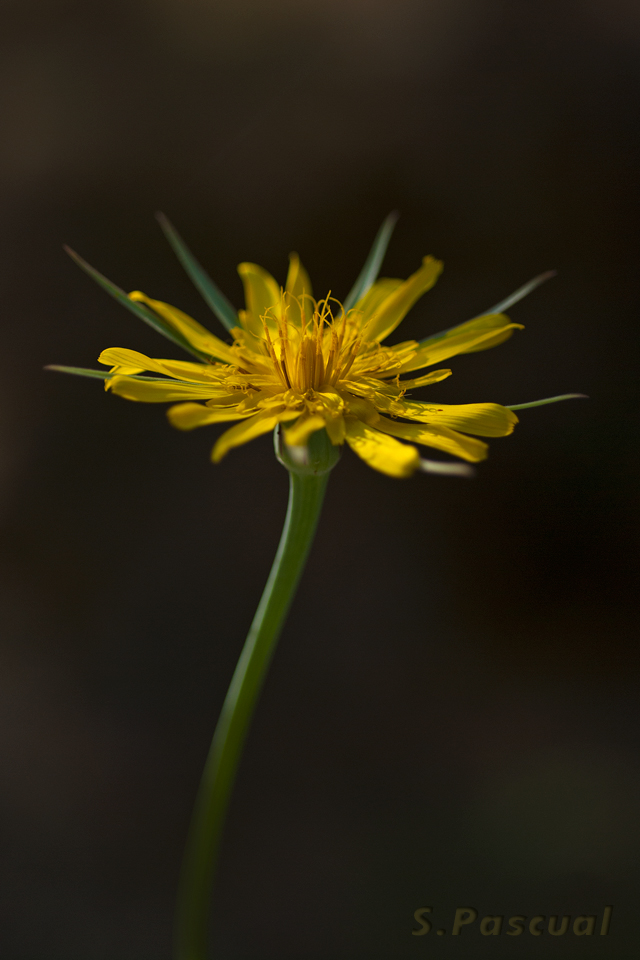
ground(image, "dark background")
xmin=1 ymin=0 xmax=639 ymax=957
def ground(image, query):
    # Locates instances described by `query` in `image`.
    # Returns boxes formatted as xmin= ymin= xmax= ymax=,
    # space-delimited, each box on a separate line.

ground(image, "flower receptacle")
xmin=274 ymin=425 xmax=342 ymax=477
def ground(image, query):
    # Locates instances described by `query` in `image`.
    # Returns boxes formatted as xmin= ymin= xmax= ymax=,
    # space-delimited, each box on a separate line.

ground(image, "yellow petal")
xmin=385 ymin=400 xmax=518 ymax=436
xmin=212 ymin=408 xmax=284 ymax=462
xmin=351 ymin=278 xmax=403 ymax=326
xmin=108 ymin=376 xmax=229 ymax=403
xmin=361 ymin=339 xmax=419 ymax=372
xmin=342 ymin=393 xmax=380 ymax=424
xmin=167 ymin=402 xmax=250 ymax=430
xmin=452 ymin=313 xmax=523 ymax=354
xmin=236 ymin=310 xmax=262 ymax=348
xmin=128 ymin=292 xmax=237 ymax=364
xmin=109 ymin=364 xmax=145 ymax=377
xmin=364 ymin=257 xmax=443 ymax=342
xmin=397 ymin=315 xmax=523 ymax=373
xmin=99 ymin=347 xmax=226 ymax=383
xmin=324 ymin=415 xmax=346 ymax=445
xmin=100 ymin=346 xmax=163 ymax=373
xmin=284 ymin=253 xmax=313 ymax=326
xmin=314 ymin=387 xmax=346 ymax=416
xmin=237 ymin=262 xmax=282 ymax=340
xmin=393 ymin=368 xmax=452 ymax=390
xmin=206 ymin=394 xmax=249 ymax=407
xmin=283 ymin=414 xmax=326 ymax=447
xmin=344 ymin=419 xmax=420 ymax=477
xmin=375 ymin=415 xmax=488 ymax=462
xmin=339 ymin=379 xmax=377 ymax=399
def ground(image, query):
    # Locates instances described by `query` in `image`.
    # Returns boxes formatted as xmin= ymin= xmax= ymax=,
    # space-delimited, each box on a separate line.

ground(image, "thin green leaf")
xmin=156 ymin=213 xmax=239 ymax=333
xmin=507 ymin=393 xmax=588 ymax=411
xmin=471 ymin=270 xmax=557 ymax=319
xmin=46 ymin=364 xmax=111 ymax=380
xmin=64 ymin=246 xmax=207 ymax=361
xmin=343 ymin=211 xmax=399 ymax=313
xmin=45 ymin=365 xmax=208 ymax=386
xmin=417 ymin=271 xmax=557 ymax=348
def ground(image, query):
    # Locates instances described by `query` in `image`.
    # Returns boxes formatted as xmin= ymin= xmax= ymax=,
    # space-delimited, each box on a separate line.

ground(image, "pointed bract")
xmin=64 ymin=247 xmax=207 ymax=360
xmin=343 ymin=211 xmax=399 ymax=312
xmin=53 ymin=221 xmax=578 ymax=478
xmin=156 ymin=213 xmax=239 ymax=332
xmin=507 ymin=393 xmax=587 ymax=410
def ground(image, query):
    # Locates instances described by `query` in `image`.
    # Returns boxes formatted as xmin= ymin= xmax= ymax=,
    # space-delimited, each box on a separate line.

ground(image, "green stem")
xmin=174 ymin=469 xmax=329 ymax=960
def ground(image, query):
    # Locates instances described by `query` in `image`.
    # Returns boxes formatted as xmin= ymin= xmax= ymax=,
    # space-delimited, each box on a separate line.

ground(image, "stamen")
xmin=324 ymin=329 xmax=339 ymax=383
xmin=252 ymin=290 xmax=366 ymax=394
xmin=314 ymin=333 xmax=324 ymax=387
xmin=263 ymin=323 xmax=289 ymax=389
xmin=277 ymin=314 xmax=295 ymax=388
xmin=279 ymin=347 xmax=291 ymax=388
xmin=337 ymin=309 xmax=349 ymax=354
xmin=307 ymin=335 xmax=316 ymax=389
xmin=339 ymin=337 xmax=361 ymax=381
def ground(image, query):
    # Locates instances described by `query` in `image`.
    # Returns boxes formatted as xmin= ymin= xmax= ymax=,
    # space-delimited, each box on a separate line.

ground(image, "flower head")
xmin=55 ymin=217 xmax=528 ymax=478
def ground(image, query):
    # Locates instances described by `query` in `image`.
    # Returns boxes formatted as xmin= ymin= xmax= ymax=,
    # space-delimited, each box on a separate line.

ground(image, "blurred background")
xmin=1 ymin=0 xmax=639 ymax=957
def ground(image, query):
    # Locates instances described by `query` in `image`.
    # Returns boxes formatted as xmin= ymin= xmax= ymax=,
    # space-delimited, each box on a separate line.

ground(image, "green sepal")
xmin=418 ymin=271 xmax=557 ymax=348
xmin=507 ymin=393 xmax=587 ymax=411
xmin=474 ymin=270 xmax=556 ymax=319
xmin=156 ymin=213 xmax=239 ymax=333
xmin=343 ymin=211 xmax=399 ymax=313
xmin=274 ymin=425 xmax=341 ymax=477
xmin=64 ymin=246 xmax=207 ymax=361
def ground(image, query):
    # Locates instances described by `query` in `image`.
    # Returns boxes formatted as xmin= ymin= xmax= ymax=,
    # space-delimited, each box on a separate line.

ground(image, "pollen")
xmin=250 ymin=294 xmax=363 ymax=395
xmin=87 ymin=245 xmax=522 ymax=477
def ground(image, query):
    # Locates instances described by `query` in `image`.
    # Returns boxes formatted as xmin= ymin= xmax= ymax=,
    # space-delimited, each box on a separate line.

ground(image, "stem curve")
xmin=174 ymin=469 xmax=329 ymax=960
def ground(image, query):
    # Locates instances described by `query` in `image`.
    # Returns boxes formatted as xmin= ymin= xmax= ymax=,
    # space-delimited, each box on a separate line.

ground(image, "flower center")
xmin=255 ymin=297 xmax=363 ymax=393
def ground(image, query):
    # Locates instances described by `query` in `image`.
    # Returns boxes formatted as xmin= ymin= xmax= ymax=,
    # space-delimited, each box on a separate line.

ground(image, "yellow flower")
xmin=96 ymin=251 xmax=521 ymax=478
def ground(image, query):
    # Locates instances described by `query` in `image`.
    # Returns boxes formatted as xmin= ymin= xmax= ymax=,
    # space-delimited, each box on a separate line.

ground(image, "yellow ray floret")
xmin=96 ymin=253 xmax=521 ymax=477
